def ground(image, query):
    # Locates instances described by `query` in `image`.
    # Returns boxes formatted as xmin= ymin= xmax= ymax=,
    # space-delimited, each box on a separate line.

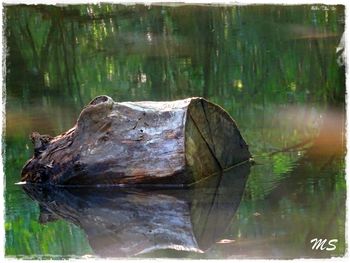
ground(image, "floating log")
xmin=21 ymin=96 xmax=251 ymax=186
xmin=23 ymin=163 xmax=251 ymax=257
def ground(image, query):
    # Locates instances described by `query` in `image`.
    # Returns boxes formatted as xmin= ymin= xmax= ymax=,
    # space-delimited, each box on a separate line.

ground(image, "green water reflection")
xmin=4 ymin=4 xmax=345 ymax=259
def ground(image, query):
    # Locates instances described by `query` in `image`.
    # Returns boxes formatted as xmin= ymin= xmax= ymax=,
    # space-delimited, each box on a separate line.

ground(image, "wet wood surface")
xmin=21 ymin=96 xmax=251 ymax=186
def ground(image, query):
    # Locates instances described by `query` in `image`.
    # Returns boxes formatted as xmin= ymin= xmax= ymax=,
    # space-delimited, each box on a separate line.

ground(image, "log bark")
xmin=21 ymin=96 xmax=251 ymax=186
xmin=23 ymin=162 xmax=251 ymax=257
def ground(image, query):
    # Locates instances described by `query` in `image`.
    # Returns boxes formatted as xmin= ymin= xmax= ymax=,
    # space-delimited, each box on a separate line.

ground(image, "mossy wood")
xmin=21 ymin=96 xmax=251 ymax=185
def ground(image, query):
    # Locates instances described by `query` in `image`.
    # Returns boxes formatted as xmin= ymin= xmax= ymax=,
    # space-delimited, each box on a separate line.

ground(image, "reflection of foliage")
xmin=5 ymin=138 xmax=93 ymax=257
xmin=244 ymin=151 xmax=302 ymax=201
xmin=5 ymin=217 xmax=92 ymax=257
xmin=4 ymin=4 xmax=346 ymax=258
xmin=225 ymin=159 xmax=346 ymax=258
xmin=272 ymin=153 xmax=295 ymax=175
xmin=5 ymin=4 xmax=345 ymax=105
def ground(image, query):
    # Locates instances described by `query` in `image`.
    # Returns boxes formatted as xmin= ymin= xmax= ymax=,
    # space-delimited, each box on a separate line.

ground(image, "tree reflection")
xmin=5 ymin=4 xmax=345 ymax=103
xmin=23 ymin=163 xmax=250 ymax=257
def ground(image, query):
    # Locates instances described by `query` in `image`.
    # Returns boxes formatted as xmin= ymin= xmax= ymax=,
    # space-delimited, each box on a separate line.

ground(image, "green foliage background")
xmin=4 ymin=4 xmax=346 ymax=259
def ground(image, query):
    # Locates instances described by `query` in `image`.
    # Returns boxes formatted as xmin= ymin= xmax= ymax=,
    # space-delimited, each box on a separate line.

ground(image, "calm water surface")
xmin=4 ymin=4 xmax=346 ymax=259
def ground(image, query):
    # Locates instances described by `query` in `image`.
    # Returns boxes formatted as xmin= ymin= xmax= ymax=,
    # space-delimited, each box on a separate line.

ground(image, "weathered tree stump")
xmin=21 ymin=96 xmax=251 ymax=186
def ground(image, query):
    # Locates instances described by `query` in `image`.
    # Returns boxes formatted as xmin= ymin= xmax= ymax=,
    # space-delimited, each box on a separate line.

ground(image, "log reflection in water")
xmin=22 ymin=163 xmax=250 ymax=257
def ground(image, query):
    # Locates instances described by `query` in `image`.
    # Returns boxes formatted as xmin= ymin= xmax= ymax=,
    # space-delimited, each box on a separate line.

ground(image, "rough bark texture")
xmin=21 ymin=96 xmax=251 ymax=186
xmin=23 ymin=162 xmax=251 ymax=257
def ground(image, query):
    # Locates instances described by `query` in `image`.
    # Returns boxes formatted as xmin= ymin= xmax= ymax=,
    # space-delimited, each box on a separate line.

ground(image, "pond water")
xmin=4 ymin=4 xmax=346 ymax=259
